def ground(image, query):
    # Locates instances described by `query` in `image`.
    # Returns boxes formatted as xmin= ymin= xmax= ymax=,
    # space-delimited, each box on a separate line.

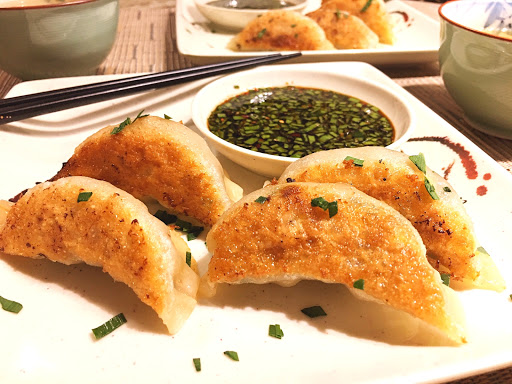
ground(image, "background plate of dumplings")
xmin=1 ymin=62 xmax=512 ymax=383
xmin=176 ymin=0 xmax=440 ymax=65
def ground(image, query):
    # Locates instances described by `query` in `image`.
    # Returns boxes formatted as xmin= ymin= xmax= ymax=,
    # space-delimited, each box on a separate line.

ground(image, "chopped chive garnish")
xmin=77 ymin=191 xmax=93 ymax=202
xmin=328 ymin=201 xmax=338 ymax=218
xmin=360 ymin=0 xmax=373 ymax=12
xmin=344 ymin=156 xmax=364 ymax=167
xmin=443 ymin=186 xmax=452 ymax=192
xmin=301 ymin=305 xmax=326 ymax=318
xmin=224 ymin=351 xmax=239 ymax=361
xmin=234 ymin=85 xmax=240 ymax=89
xmin=477 ymin=246 xmax=489 ymax=255
xmin=409 ymin=153 xmax=427 ymax=174
xmin=311 ymin=197 xmax=338 ymax=218
xmin=154 ymin=210 xmax=178 ymax=225
xmin=311 ymin=197 xmax=329 ymax=210
xmin=186 ymin=251 xmax=192 ymax=267
xmin=255 ymin=196 xmax=268 ymax=204
xmin=111 ymin=110 xmax=148 ymax=135
xmin=257 ymin=28 xmax=266 ymax=39
xmin=164 ymin=114 xmax=172 ymax=120
xmin=193 ymin=358 xmax=201 ymax=372
xmin=509 ymin=294 xmax=512 ymax=301
xmin=0 ymin=295 xmax=23 ymax=313
xmin=269 ymin=324 xmax=284 ymax=339
xmin=92 ymin=313 xmax=127 ymax=340
xmin=441 ymin=273 xmax=450 ymax=286
xmin=335 ymin=9 xmax=342 ymax=19
xmin=353 ymin=279 xmax=365 ymax=290
xmin=424 ymin=178 xmax=440 ymax=200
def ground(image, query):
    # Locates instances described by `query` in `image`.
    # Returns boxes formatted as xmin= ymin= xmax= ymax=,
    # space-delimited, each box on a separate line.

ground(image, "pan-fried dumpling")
xmin=320 ymin=0 xmax=395 ymax=44
xmin=0 ymin=176 xmax=199 ymax=334
xmin=278 ymin=147 xmax=505 ymax=291
xmin=228 ymin=10 xmax=335 ymax=51
xmin=306 ymin=7 xmax=378 ymax=49
xmin=205 ymin=182 xmax=466 ymax=344
xmin=51 ymin=115 xmax=242 ymax=227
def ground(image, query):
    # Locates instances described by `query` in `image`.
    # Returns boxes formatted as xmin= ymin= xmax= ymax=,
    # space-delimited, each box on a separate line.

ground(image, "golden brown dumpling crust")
xmin=51 ymin=116 xmax=234 ymax=226
xmin=206 ymin=182 xmax=466 ymax=343
xmin=278 ymin=147 xmax=505 ymax=291
xmin=320 ymin=0 xmax=395 ymax=44
xmin=0 ymin=176 xmax=199 ymax=334
xmin=307 ymin=7 xmax=378 ymax=49
xmin=228 ymin=10 xmax=335 ymax=51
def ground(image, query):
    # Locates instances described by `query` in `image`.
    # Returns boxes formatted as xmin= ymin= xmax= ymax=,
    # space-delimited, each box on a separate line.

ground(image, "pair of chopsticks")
xmin=0 ymin=52 xmax=301 ymax=126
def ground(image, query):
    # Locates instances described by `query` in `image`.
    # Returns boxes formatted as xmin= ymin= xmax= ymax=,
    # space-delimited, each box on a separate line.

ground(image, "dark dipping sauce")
xmin=207 ymin=86 xmax=395 ymax=158
xmin=206 ymin=0 xmax=296 ymax=9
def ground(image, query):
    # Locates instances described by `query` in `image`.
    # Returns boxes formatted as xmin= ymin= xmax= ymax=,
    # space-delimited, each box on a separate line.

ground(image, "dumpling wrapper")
xmin=306 ymin=7 xmax=379 ymax=49
xmin=228 ymin=10 xmax=335 ymax=51
xmin=0 ymin=176 xmax=199 ymax=334
xmin=205 ymin=182 xmax=466 ymax=344
xmin=278 ymin=147 xmax=505 ymax=291
xmin=51 ymin=115 xmax=242 ymax=227
xmin=320 ymin=0 xmax=395 ymax=44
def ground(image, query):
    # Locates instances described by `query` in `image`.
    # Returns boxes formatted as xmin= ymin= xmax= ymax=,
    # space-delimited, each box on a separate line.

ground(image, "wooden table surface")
xmin=0 ymin=1 xmax=511 ymax=383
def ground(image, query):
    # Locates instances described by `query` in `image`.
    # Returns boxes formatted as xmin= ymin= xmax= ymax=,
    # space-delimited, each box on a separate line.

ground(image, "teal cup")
xmin=439 ymin=0 xmax=512 ymax=139
xmin=0 ymin=0 xmax=119 ymax=80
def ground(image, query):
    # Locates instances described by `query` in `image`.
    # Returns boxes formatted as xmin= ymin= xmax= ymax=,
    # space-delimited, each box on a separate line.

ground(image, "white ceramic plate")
xmin=176 ymin=0 xmax=441 ymax=65
xmin=1 ymin=62 xmax=512 ymax=384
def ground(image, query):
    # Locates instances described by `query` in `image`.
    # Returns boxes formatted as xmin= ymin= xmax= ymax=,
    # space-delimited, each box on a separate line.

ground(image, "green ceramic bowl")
xmin=439 ymin=0 xmax=512 ymax=139
xmin=0 ymin=0 xmax=119 ymax=80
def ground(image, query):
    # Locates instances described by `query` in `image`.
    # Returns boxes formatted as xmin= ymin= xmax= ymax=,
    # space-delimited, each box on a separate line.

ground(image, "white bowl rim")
xmin=192 ymin=65 xmax=415 ymax=165
xmin=439 ymin=0 xmax=512 ymax=43
xmin=194 ymin=0 xmax=307 ymax=15
xmin=0 ymin=0 xmax=112 ymax=10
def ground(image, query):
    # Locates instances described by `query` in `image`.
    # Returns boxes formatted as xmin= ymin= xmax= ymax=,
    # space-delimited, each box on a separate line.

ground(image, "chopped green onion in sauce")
xmin=224 ymin=351 xmax=239 ymax=361
xmin=92 ymin=313 xmax=127 ymax=340
xmin=0 ymin=295 xmax=23 ymax=314
xmin=207 ymin=86 xmax=394 ymax=158
xmin=443 ymin=186 xmax=452 ymax=192
xmin=186 ymin=252 xmax=192 ymax=267
xmin=269 ymin=324 xmax=284 ymax=339
xmin=254 ymin=196 xmax=268 ymax=204
xmin=353 ymin=279 xmax=365 ymax=290
xmin=301 ymin=305 xmax=327 ymax=318
xmin=164 ymin=114 xmax=172 ymax=120
xmin=193 ymin=358 xmax=201 ymax=372
xmin=441 ymin=273 xmax=450 ymax=286
xmin=77 ymin=191 xmax=93 ymax=202
xmin=344 ymin=156 xmax=364 ymax=167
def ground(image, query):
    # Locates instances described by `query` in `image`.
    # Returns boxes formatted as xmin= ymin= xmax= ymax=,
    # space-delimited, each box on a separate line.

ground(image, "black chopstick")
xmin=0 ymin=52 xmax=301 ymax=126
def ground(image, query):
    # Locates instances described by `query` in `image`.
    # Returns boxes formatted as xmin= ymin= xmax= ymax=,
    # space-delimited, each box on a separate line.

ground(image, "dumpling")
xmin=228 ymin=10 xmax=335 ymax=51
xmin=306 ymin=7 xmax=379 ymax=49
xmin=319 ymin=0 xmax=395 ymax=44
xmin=0 ymin=176 xmax=199 ymax=334
xmin=205 ymin=182 xmax=466 ymax=344
xmin=278 ymin=147 xmax=505 ymax=291
xmin=51 ymin=115 xmax=242 ymax=227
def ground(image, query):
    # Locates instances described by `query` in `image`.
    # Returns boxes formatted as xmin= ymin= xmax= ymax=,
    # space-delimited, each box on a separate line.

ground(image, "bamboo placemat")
xmin=0 ymin=5 xmax=511 ymax=383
